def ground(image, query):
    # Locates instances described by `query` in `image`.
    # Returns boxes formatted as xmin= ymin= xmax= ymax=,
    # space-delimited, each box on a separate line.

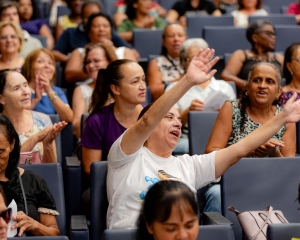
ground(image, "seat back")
xmin=90 ymin=161 xmax=108 ymax=240
xmin=267 ymin=223 xmax=300 ymax=240
xmin=57 ymin=5 xmax=71 ymax=19
xmin=8 ymin=237 xmax=69 ymax=240
xmin=31 ymin=34 xmax=47 ymax=48
xmin=187 ymin=15 xmax=234 ymax=38
xmin=221 ymin=157 xmax=300 ymax=240
xmin=188 ymin=111 xmax=218 ymax=155
xmin=158 ymin=0 xmax=177 ymax=11
xmin=248 ymin=14 xmax=297 ymax=25
xmin=144 ymin=86 xmax=152 ymax=105
xmin=103 ymin=0 xmax=115 ymax=16
xmin=262 ymin=0 xmax=294 ymax=13
xmin=49 ymin=114 xmax=63 ymax=164
xmin=274 ymin=25 xmax=300 ymax=52
xmin=102 ymin=225 xmax=235 ymax=240
xmin=21 ymin=163 xmax=67 ymax=236
xmin=133 ymin=29 xmax=163 ymax=58
xmin=203 ymin=26 xmax=250 ymax=56
xmin=280 ymin=5 xmax=288 ymax=14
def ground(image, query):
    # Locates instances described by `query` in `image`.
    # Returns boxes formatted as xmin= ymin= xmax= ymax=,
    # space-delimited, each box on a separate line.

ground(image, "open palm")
xmin=283 ymin=92 xmax=300 ymax=123
xmin=185 ymin=48 xmax=219 ymax=85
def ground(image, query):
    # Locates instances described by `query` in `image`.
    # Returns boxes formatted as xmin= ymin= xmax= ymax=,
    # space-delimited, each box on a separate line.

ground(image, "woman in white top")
xmin=106 ymin=48 xmax=300 ymax=229
xmin=231 ymin=0 xmax=268 ymax=27
xmin=72 ymin=43 xmax=117 ymax=139
xmin=65 ymin=12 xmax=137 ymax=83
xmin=147 ymin=23 xmax=186 ymax=101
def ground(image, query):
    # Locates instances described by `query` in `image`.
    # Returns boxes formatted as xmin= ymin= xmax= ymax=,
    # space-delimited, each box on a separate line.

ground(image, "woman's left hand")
xmin=12 ymin=211 xmax=37 ymax=236
xmin=37 ymin=72 xmax=52 ymax=94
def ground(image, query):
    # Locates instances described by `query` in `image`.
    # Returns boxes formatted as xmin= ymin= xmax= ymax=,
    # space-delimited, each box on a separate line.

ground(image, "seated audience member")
xmin=21 ymin=49 xmax=73 ymax=123
xmin=231 ymin=0 xmax=267 ymax=27
xmin=221 ymin=20 xmax=283 ymax=92
xmin=117 ymin=0 xmax=166 ymax=43
xmin=0 ymin=186 xmax=10 ymax=240
xmin=279 ymin=43 xmax=300 ymax=107
xmin=286 ymin=0 xmax=300 ymax=25
xmin=214 ymin=0 xmax=237 ymax=14
xmin=114 ymin=0 xmax=166 ymax=28
xmin=72 ymin=43 xmax=117 ymax=139
xmin=65 ymin=12 xmax=137 ymax=83
xmin=81 ymin=59 xmax=146 ymax=180
xmin=0 ymin=115 xmax=60 ymax=236
xmin=166 ymin=0 xmax=221 ymax=26
xmin=18 ymin=0 xmax=54 ymax=50
xmin=52 ymin=0 xmax=133 ymax=63
xmin=0 ymin=1 xmax=42 ymax=58
xmin=206 ymin=62 xmax=295 ymax=157
xmin=0 ymin=69 xmax=66 ymax=163
xmin=166 ymin=38 xmax=236 ymax=154
xmin=55 ymin=0 xmax=84 ymax=40
xmin=137 ymin=181 xmax=199 ymax=240
xmin=106 ymin=48 xmax=300 ymax=229
xmin=0 ymin=22 xmax=24 ymax=72
xmin=148 ymin=23 xmax=186 ymax=101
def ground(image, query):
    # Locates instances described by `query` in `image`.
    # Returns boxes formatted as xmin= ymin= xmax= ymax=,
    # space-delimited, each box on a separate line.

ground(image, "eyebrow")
xmin=167 ymin=112 xmax=182 ymax=121
xmin=162 ymin=217 xmax=198 ymax=226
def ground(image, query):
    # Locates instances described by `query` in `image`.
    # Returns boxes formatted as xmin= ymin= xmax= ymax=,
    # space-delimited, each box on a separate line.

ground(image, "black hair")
xmin=88 ymin=59 xmax=135 ymax=118
xmin=125 ymin=0 xmax=138 ymax=20
xmin=85 ymin=12 xmax=113 ymax=39
xmin=81 ymin=0 xmax=102 ymax=19
xmin=283 ymin=42 xmax=300 ymax=86
xmin=246 ymin=19 xmax=273 ymax=45
xmin=136 ymin=181 xmax=198 ymax=240
xmin=160 ymin=23 xmax=185 ymax=56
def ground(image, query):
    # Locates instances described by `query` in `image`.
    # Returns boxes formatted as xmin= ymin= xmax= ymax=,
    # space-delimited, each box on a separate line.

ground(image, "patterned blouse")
xmin=278 ymin=91 xmax=300 ymax=108
xmin=156 ymin=55 xmax=184 ymax=83
xmin=227 ymin=100 xmax=286 ymax=149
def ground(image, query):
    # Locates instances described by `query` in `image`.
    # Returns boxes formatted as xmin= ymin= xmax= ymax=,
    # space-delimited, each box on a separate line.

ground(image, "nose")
xmin=259 ymin=80 xmax=267 ymax=88
xmin=174 ymin=119 xmax=182 ymax=129
xmin=176 ymin=228 xmax=188 ymax=240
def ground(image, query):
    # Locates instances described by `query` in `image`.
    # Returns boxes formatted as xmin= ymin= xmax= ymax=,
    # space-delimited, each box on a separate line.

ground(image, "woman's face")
xmin=89 ymin=16 xmax=112 ymax=43
xmin=18 ymin=0 xmax=33 ymax=21
xmin=163 ymin=25 xmax=186 ymax=58
xmin=185 ymin=45 xmax=200 ymax=70
xmin=241 ymin=0 xmax=257 ymax=9
xmin=134 ymin=0 xmax=153 ymax=15
xmin=0 ymin=25 xmax=21 ymax=54
xmin=286 ymin=46 xmax=300 ymax=80
xmin=147 ymin=200 xmax=199 ymax=240
xmin=111 ymin=62 xmax=146 ymax=104
xmin=70 ymin=0 xmax=84 ymax=15
xmin=0 ymin=194 xmax=8 ymax=240
xmin=253 ymin=24 xmax=276 ymax=52
xmin=32 ymin=51 xmax=55 ymax=81
xmin=85 ymin=47 xmax=109 ymax=80
xmin=247 ymin=64 xmax=281 ymax=107
xmin=0 ymin=72 xmax=31 ymax=111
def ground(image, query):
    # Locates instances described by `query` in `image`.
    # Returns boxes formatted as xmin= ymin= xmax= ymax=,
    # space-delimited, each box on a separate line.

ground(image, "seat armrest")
xmin=70 ymin=215 xmax=89 ymax=240
xmin=201 ymin=212 xmax=233 ymax=225
xmin=66 ymin=156 xmax=81 ymax=167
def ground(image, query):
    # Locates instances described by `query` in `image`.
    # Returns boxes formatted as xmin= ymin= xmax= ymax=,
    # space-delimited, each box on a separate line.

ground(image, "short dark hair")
xmin=246 ymin=19 xmax=273 ymax=45
xmin=283 ymin=42 xmax=300 ymax=86
xmin=81 ymin=0 xmax=102 ymax=18
xmin=136 ymin=181 xmax=198 ymax=240
xmin=237 ymin=0 xmax=262 ymax=10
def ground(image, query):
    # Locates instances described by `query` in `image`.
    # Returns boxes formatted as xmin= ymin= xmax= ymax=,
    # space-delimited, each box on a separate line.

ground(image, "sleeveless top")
xmin=237 ymin=51 xmax=282 ymax=81
xmin=156 ymin=55 xmax=184 ymax=83
xmin=227 ymin=99 xmax=286 ymax=148
xmin=79 ymin=84 xmax=93 ymax=112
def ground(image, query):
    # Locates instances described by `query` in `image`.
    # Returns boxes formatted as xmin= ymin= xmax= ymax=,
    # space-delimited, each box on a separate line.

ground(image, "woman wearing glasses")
xmin=0 ymin=114 xmax=60 ymax=236
xmin=221 ymin=20 xmax=283 ymax=92
xmin=278 ymin=43 xmax=300 ymax=107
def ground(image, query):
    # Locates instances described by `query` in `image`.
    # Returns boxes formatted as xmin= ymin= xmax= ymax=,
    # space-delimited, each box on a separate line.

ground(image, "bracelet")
xmin=49 ymin=92 xmax=58 ymax=101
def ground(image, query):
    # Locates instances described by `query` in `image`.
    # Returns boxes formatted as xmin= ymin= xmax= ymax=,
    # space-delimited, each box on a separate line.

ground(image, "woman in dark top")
xmin=0 ymin=114 xmax=59 ymax=236
xmin=221 ymin=19 xmax=283 ymax=92
xmin=166 ymin=0 xmax=221 ymax=26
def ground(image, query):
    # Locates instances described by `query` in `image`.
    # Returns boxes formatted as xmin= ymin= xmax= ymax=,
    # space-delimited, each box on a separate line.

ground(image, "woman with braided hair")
xmin=206 ymin=62 xmax=296 ymax=157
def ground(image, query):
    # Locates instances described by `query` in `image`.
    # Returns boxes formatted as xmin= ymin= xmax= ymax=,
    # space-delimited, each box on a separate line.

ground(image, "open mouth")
xmin=170 ymin=131 xmax=179 ymax=138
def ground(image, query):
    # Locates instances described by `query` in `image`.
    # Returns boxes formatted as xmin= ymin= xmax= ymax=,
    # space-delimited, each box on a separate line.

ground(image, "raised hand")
xmin=283 ymin=92 xmax=300 ymax=123
xmin=37 ymin=72 xmax=52 ymax=94
xmin=185 ymin=48 xmax=219 ymax=86
xmin=252 ymin=138 xmax=284 ymax=157
xmin=34 ymin=74 xmax=43 ymax=102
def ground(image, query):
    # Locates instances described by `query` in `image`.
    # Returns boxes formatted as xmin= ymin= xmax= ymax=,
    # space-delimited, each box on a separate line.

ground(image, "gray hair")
xmin=179 ymin=38 xmax=209 ymax=71
xmin=247 ymin=62 xmax=282 ymax=87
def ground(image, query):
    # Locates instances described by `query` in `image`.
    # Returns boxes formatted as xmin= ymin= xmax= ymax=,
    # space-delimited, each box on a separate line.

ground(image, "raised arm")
xmin=214 ymin=93 xmax=300 ymax=178
xmin=121 ymin=48 xmax=219 ymax=155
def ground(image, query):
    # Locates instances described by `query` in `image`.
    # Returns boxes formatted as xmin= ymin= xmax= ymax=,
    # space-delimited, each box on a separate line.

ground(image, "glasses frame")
xmin=255 ymin=30 xmax=277 ymax=37
xmin=0 ymin=207 xmax=11 ymax=224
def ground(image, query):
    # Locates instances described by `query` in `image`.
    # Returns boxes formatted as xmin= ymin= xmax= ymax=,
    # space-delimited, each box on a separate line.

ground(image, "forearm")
xmin=65 ymin=69 xmax=89 ymax=83
xmin=42 ymin=144 xmax=57 ymax=163
xmin=221 ymin=72 xmax=246 ymax=90
xmin=50 ymin=97 xmax=73 ymax=122
xmin=30 ymin=221 xmax=59 ymax=236
xmin=52 ymin=50 xmax=68 ymax=62
xmin=118 ymin=32 xmax=133 ymax=42
xmin=20 ymin=135 xmax=39 ymax=152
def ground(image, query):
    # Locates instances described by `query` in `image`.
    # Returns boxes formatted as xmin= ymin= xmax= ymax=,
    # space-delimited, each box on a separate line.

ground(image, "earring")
xmin=276 ymin=97 xmax=279 ymax=100
xmin=245 ymin=92 xmax=248 ymax=96
xmin=291 ymin=71 xmax=293 ymax=75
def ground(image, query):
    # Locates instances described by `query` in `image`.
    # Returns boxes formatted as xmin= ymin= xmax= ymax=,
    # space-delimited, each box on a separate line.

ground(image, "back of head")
xmin=284 ymin=42 xmax=300 ymax=85
xmin=136 ymin=180 xmax=198 ymax=240
xmin=246 ymin=19 xmax=272 ymax=45
xmin=88 ymin=59 xmax=135 ymax=117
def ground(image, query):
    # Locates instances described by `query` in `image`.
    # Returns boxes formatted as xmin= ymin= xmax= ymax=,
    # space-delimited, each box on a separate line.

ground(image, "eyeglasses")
xmin=255 ymin=30 xmax=277 ymax=37
xmin=0 ymin=208 xmax=11 ymax=224
xmin=292 ymin=57 xmax=300 ymax=63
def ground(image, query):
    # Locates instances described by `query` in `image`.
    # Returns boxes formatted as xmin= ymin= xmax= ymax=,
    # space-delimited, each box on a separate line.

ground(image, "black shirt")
xmin=171 ymin=0 xmax=217 ymax=17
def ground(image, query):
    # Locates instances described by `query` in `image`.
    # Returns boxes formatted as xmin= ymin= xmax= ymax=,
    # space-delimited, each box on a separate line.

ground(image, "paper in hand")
xmin=203 ymin=89 xmax=231 ymax=111
xmin=7 ymin=199 xmax=17 ymax=237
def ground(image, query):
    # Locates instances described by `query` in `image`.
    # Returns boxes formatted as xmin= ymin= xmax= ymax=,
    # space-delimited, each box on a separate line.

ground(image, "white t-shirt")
xmin=231 ymin=9 xmax=268 ymax=27
xmin=107 ymin=132 xmax=218 ymax=229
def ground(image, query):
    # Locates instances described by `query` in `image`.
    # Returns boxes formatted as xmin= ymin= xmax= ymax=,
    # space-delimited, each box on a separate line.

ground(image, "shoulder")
xmin=88 ymin=104 xmax=114 ymax=122
xmin=31 ymin=111 xmax=52 ymax=126
xmin=22 ymin=169 xmax=44 ymax=183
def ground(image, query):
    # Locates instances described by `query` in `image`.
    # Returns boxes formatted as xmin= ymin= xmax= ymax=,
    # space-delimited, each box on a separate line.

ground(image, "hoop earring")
xmin=245 ymin=92 xmax=248 ymax=96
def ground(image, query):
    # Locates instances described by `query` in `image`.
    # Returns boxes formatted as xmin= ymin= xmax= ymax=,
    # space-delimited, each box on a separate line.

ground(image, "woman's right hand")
xmin=42 ymin=122 xmax=67 ymax=145
xmin=189 ymin=99 xmax=204 ymax=111
xmin=34 ymin=74 xmax=43 ymax=102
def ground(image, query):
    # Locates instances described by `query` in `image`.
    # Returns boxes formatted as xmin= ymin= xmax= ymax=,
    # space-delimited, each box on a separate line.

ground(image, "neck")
xmin=88 ymin=80 xmax=96 ymax=89
xmin=247 ymin=104 xmax=274 ymax=118
xmin=167 ymin=52 xmax=178 ymax=58
xmin=251 ymin=48 xmax=269 ymax=58
xmin=113 ymin=100 xmax=143 ymax=127
xmin=287 ymin=79 xmax=300 ymax=92
xmin=0 ymin=170 xmax=7 ymax=182
xmin=2 ymin=108 xmax=28 ymax=129
xmin=1 ymin=52 xmax=19 ymax=62
xmin=135 ymin=12 xmax=148 ymax=22
xmin=145 ymin=143 xmax=173 ymax=158
xmin=19 ymin=17 xmax=29 ymax=23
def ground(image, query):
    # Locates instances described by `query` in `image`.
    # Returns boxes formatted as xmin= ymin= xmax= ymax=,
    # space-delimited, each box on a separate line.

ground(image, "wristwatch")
xmin=49 ymin=92 xmax=58 ymax=101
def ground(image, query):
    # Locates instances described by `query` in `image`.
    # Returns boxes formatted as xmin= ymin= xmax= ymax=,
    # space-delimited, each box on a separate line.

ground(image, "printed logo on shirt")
xmin=139 ymin=170 xmax=181 ymax=200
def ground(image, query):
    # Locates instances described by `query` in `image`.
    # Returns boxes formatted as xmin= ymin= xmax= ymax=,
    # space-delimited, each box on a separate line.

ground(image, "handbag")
xmin=19 ymin=151 xmax=42 ymax=164
xmin=228 ymin=206 xmax=289 ymax=240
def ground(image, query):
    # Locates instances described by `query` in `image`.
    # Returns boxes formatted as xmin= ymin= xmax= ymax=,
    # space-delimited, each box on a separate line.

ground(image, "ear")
xmin=286 ymin=62 xmax=292 ymax=73
xmin=252 ymin=33 xmax=259 ymax=44
xmin=0 ymin=94 xmax=5 ymax=106
xmin=10 ymin=139 xmax=15 ymax=152
xmin=277 ymin=86 xmax=282 ymax=98
xmin=110 ymin=85 xmax=120 ymax=96
xmin=146 ymin=222 xmax=154 ymax=235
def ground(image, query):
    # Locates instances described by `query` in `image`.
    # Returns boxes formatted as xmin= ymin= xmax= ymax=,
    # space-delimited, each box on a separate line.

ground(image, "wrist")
xmin=48 ymin=91 xmax=58 ymax=101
